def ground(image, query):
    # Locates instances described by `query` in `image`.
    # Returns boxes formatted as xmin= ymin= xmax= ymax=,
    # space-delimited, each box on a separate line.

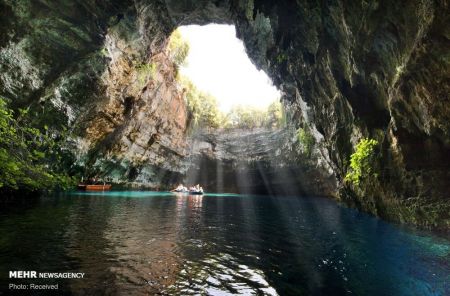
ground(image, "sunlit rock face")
xmin=0 ymin=0 xmax=448 ymax=227
xmin=0 ymin=0 xmax=189 ymax=187
xmin=78 ymin=22 xmax=189 ymax=187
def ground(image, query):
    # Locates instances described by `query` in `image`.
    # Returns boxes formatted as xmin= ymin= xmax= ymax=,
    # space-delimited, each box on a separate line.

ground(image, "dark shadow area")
xmin=186 ymin=155 xmax=334 ymax=197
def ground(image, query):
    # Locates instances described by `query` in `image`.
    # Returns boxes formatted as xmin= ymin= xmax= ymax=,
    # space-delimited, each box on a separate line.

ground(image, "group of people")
xmin=190 ymin=184 xmax=204 ymax=193
xmin=171 ymin=183 xmax=204 ymax=193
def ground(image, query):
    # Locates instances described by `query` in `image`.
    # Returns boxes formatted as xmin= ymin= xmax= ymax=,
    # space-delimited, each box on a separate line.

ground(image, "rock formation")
xmin=0 ymin=0 xmax=448 ymax=228
xmin=187 ymin=127 xmax=336 ymax=196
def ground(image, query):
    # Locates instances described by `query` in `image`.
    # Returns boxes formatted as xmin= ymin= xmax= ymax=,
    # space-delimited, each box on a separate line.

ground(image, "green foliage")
xmin=224 ymin=101 xmax=285 ymax=129
xmin=167 ymin=29 xmax=190 ymax=68
xmin=239 ymin=0 xmax=255 ymax=21
xmin=0 ymin=97 xmax=75 ymax=192
xmin=136 ymin=62 xmax=157 ymax=87
xmin=225 ymin=105 xmax=265 ymax=129
xmin=100 ymin=47 xmax=109 ymax=57
xmin=345 ymin=138 xmax=379 ymax=186
xmin=297 ymin=127 xmax=315 ymax=156
xmin=266 ymin=100 xmax=284 ymax=127
xmin=195 ymin=93 xmax=222 ymax=129
xmin=178 ymin=75 xmax=222 ymax=129
xmin=177 ymin=72 xmax=284 ymax=130
xmin=169 ymin=28 xmax=285 ymax=130
xmin=276 ymin=53 xmax=287 ymax=64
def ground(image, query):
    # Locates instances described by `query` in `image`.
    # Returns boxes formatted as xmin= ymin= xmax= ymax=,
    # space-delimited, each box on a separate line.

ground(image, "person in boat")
xmin=87 ymin=175 xmax=100 ymax=185
xmin=189 ymin=184 xmax=204 ymax=193
xmin=171 ymin=184 xmax=187 ymax=192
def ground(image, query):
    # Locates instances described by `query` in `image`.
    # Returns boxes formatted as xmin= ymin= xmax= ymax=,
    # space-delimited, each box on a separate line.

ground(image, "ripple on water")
xmin=0 ymin=192 xmax=448 ymax=295
xmin=167 ymin=252 xmax=279 ymax=295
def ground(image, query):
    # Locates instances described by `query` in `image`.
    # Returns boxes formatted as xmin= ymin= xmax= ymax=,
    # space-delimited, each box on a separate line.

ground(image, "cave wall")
xmin=228 ymin=0 xmax=449 ymax=228
xmin=248 ymin=0 xmax=449 ymax=228
xmin=186 ymin=128 xmax=336 ymax=196
xmin=0 ymin=0 xmax=448 ymax=228
xmin=79 ymin=16 xmax=189 ymax=187
xmin=0 ymin=0 xmax=189 ymax=188
xmin=168 ymin=0 xmax=449 ymax=228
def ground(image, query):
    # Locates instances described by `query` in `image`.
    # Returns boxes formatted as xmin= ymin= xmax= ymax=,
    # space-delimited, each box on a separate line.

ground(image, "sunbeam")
xmin=1 ymin=2 xmax=448 ymax=295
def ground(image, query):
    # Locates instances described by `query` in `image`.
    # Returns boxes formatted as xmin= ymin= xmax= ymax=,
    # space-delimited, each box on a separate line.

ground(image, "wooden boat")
xmin=189 ymin=191 xmax=204 ymax=195
xmin=77 ymin=184 xmax=112 ymax=191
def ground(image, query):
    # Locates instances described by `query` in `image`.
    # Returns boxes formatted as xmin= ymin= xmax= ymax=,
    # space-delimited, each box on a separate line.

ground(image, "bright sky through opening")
xmin=178 ymin=24 xmax=280 ymax=113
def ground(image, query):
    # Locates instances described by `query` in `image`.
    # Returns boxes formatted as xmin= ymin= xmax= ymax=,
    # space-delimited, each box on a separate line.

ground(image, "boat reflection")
xmin=174 ymin=192 xmax=204 ymax=209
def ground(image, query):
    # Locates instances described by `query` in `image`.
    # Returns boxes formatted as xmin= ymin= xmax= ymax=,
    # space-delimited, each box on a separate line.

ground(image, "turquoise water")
xmin=0 ymin=191 xmax=448 ymax=295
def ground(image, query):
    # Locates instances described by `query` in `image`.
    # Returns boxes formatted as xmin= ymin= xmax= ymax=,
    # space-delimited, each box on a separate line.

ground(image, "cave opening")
xmin=165 ymin=24 xmax=314 ymax=195
xmin=174 ymin=24 xmax=280 ymax=114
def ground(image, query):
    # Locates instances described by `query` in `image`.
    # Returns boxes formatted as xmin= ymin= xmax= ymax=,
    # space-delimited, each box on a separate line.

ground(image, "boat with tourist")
xmin=171 ymin=184 xmax=188 ymax=193
xmin=171 ymin=184 xmax=204 ymax=195
xmin=77 ymin=177 xmax=112 ymax=191
xmin=188 ymin=184 xmax=204 ymax=195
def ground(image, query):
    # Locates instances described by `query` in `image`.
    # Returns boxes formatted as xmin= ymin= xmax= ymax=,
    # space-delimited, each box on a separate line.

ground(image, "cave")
xmin=0 ymin=1 xmax=449 ymax=294
xmin=0 ymin=0 xmax=448 ymax=228
xmin=171 ymin=23 xmax=333 ymax=196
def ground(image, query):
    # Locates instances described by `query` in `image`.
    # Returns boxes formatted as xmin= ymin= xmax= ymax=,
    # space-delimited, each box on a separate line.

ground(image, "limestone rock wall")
xmin=78 ymin=19 xmax=189 ymax=187
xmin=0 ymin=0 xmax=448 ymax=227
xmin=186 ymin=127 xmax=336 ymax=196
xmin=154 ymin=0 xmax=450 ymax=228
xmin=229 ymin=0 xmax=449 ymax=228
xmin=0 ymin=0 xmax=189 ymax=188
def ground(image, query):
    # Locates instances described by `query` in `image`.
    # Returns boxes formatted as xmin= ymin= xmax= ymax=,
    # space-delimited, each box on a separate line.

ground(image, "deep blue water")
xmin=0 ymin=192 xmax=448 ymax=295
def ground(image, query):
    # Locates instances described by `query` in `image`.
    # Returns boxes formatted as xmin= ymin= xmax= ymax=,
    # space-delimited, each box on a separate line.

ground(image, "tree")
xmin=266 ymin=100 xmax=283 ymax=128
xmin=167 ymin=29 xmax=190 ymax=68
xmin=225 ymin=103 xmax=283 ymax=130
xmin=178 ymin=75 xmax=222 ymax=129
xmin=198 ymin=93 xmax=221 ymax=129
xmin=0 ymin=97 xmax=74 ymax=192
xmin=168 ymin=29 xmax=287 ymax=131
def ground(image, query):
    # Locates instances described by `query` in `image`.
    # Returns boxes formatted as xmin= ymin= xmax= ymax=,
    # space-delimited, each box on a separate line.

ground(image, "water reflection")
xmin=168 ymin=253 xmax=278 ymax=295
xmin=0 ymin=192 xmax=448 ymax=295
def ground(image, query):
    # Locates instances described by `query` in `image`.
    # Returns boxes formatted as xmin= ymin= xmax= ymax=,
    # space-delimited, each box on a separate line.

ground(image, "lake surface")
xmin=0 ymin=192 xmax=448 ymax=295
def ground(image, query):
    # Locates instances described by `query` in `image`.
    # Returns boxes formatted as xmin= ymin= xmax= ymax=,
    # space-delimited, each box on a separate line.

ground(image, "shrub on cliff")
xmin=297 ymin=127 xmax=315 ymax=157
xmin=345 ymin=138 xmax=379 ymax=186
xmin=167 ymin=29 xmax=190 ymax=68
xmin=0 ymin=97 xmax=75 ymax=192
xmin=136 ymin=62 xmax=157 ymax=87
